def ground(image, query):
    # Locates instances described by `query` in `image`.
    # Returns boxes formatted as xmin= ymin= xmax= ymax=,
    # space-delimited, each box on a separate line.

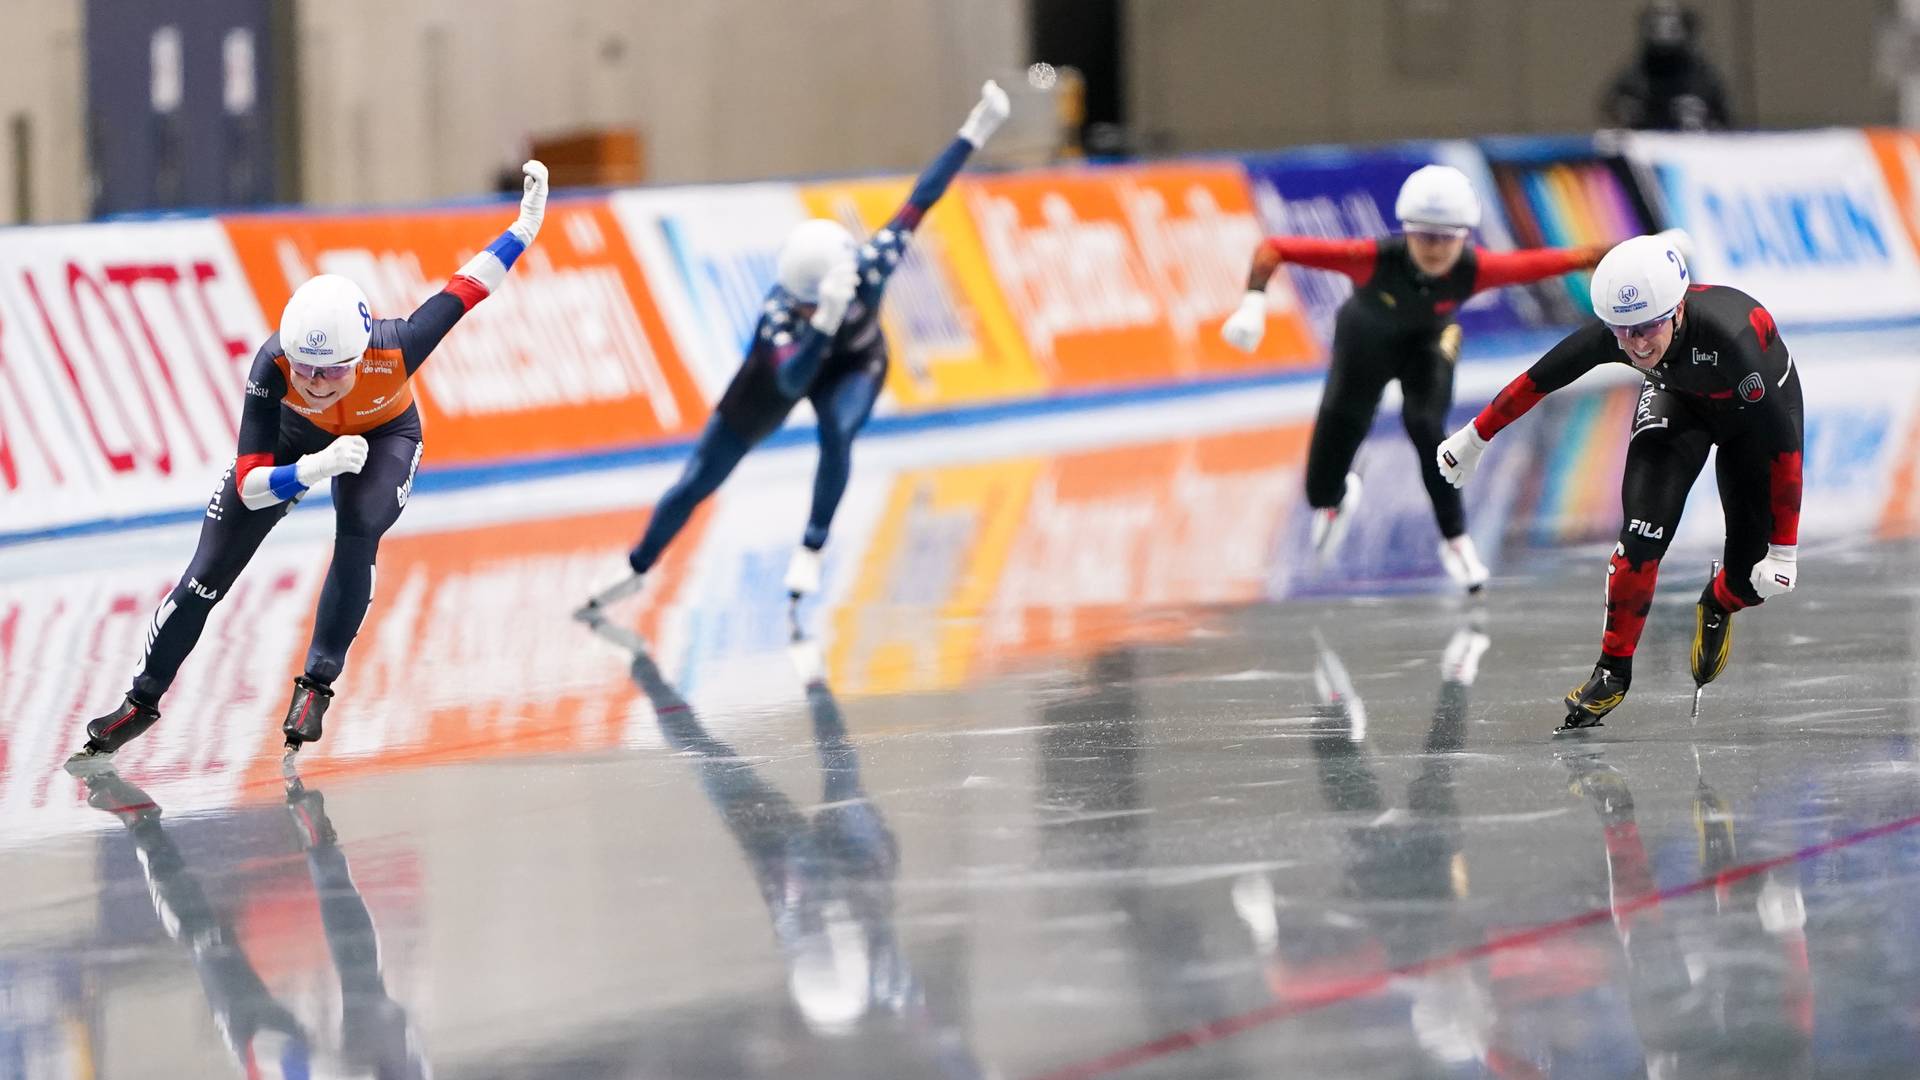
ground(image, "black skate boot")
xmin=65 ymin=696 xmax=161 ymax=772
xmin=1558 ymin=663 xmax=1630 ymax=734
xmin=1690 ymin=587 xmax=1734 ymax=689
xmin=282 ymin=676 xmax=333 ymax=751
xmin=74 ymin=766 xmax=163 ymax=827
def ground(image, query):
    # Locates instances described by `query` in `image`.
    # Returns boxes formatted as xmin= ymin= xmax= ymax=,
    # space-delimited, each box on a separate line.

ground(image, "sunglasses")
xmin=291 ymin=361 xmax=358 ymax=381
xmin=1609 ymin=309 xmax=1677 ymax=340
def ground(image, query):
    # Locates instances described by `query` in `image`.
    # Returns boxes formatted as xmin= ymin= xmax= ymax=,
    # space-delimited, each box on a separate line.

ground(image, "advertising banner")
xmin=1480 ymin=135 xmax=1662 ymax=321
xmin=963 ymin=163 xmax=1320 ymax=390
xmin=0 ymin=220 xmax=269 ymax=535
xmin=1241 ymin=140 xmax=1565 ymax=339
xmin=607 ymin=184 xmax=810 ymax=403
xmin=799 ymin=176 xmax=1048 ymax=408
xmin=222 ymin=200 xmax=708 ymax=466
xmin=9 ymin=130 xmax=1920 ymax=547
xmin=1623 ymin=130 xmax=1920 ymax=322
xmin=1863 ymin=128 xmax=1920 ymax=266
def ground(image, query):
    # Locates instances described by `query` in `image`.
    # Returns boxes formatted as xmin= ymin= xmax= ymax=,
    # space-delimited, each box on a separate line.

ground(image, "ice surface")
xmin=5 ymin=343 xmax=1920 ymax=1078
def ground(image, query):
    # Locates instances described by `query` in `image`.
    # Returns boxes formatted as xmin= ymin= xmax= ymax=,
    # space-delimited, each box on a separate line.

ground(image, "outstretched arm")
xmin=1222 ymin=237 xmax=1378 ymax=352
xmin=1472 ymin=321 xmax=1616 ymax=440
xmin=1470 ymin=244 xmax=1607 ymax=292
xmin=1435 ymin=321 xmax=1615 ymax=488
xmin=855 ymin=81 xmax=1009 ymax=308
xmin=884 ymin=136 xmax=976 ymax=238
xmin=1249 ymin=237 xmax=1380 ymax=290
xmin=401 ymin=160 xmax=550 ymax=373
xmin=769 ymin=81 xmax=1008 ymax=397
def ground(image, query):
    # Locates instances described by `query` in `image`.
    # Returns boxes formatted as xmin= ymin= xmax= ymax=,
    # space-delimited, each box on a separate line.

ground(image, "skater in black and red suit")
xmin=1222 ymin=164 xmax=1612 ymax=592
xmin=1437 ymin=232 xmax=1802 ymax=732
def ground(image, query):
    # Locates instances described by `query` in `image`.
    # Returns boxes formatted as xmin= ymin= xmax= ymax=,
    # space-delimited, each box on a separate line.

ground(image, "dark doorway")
xmin=1029 ymin=0 xmax=1127 ymax=155
xmin=85 ymin=0 xmax=287 ymax=216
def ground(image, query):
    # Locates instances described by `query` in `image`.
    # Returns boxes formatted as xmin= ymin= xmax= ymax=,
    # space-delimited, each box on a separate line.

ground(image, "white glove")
xmin=1656 ymin=227 xmax=1694 ymax=269
xmin=1436 ymin=424 xmax=1488 ymax=489
xmin=296 ymin=435 xmax=369 ymax=486
xmin=1220 ymin=291 xmax=1268 ymax=353
xmin=809 ymin=258 xmax=860 ymax=335
xmin=958 ymin=80 xmax=1011 ymax=148
xmin=1749 ymin=544 xmax=1797 ymax=599
xmin=512 ymin=159 xmax=550 ymax=243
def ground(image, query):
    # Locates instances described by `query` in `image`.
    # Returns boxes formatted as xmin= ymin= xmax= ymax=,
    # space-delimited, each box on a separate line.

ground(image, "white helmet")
xmin=785 ymin=913 xmax=872 ymax=1035
xmin=1590 ymin=233 xmax=1690 ymax=326
xmin=1395 ymin=165 xmax=1481 ymax=233
xmin=279 ymin=274 xmax=372 ymax=367
xmin=776 ymin=219 xmax=858 ymax=303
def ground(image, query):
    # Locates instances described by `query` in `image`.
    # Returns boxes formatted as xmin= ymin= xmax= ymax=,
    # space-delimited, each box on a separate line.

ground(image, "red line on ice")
xmin=1025 ymin=808 xmax=1920 ymax=1080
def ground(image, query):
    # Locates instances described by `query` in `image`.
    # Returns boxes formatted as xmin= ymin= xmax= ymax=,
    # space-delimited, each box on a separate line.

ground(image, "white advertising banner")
xmin=1624 ymin=130 xmax=1920 ymax=322
xmin=607 ymin=184 xmax=811 ymax=403
xmin=0 ymin=220 xmax=270 ymax=537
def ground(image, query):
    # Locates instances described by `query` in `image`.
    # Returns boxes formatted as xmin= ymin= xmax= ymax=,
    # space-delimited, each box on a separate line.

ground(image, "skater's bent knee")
xmin=1614 ymin=530 xmax=1669 ymax=567
xmin=329 ymin=533 xmax=381 ymax=565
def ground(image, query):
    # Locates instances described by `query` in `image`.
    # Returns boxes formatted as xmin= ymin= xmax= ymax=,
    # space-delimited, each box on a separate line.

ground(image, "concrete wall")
xmin=1127 ymin=0 xmax=1898 ymax=154
xmin=0 ymin=0 xmax=1896 ymax=221
xmin=293 ymin=0 xmax=1025 ymax=207
xmin=0 ymin=0 xmax=87 ymax=224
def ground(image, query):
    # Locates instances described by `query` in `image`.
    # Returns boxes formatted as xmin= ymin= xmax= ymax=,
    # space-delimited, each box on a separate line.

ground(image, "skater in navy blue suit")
xmin=575 ymin=81 xmax=1010 ymax=625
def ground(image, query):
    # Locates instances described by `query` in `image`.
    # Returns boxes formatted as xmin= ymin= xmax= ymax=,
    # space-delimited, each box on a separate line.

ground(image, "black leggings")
xmin=1304 ymin=322 xmax=1464 ymax=538
xmin=629 ymin=367 xmax=883 ymax=573
xmin=132 ymin=411 xmax=423 ymax=705
xmin=1615 ymin=382 xmax=1775 ymax=599
xmin=1597 ymin=382 xmax=1793 ymax=666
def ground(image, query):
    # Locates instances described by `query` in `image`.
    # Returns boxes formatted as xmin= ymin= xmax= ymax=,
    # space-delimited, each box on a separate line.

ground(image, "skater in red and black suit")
xmin=1436 ymin=232 xmax=1802 ymax=732
xmin=1222 ymin=164 xmax=1610 ymax=592
xmin=71 ymin=162 xmax=552 ymax=764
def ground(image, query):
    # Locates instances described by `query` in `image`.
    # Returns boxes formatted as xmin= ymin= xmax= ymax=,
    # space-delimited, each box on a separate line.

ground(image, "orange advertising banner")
xmin=799 ymin=178 xmax=1048 ymax=408
xmin=1865 ymin=129 xmax=1920 ymax=262
xmin=221 ymin=201 xmax=708 ymax=466
xmin=962 ymin=164 xmax=1322 ymax=390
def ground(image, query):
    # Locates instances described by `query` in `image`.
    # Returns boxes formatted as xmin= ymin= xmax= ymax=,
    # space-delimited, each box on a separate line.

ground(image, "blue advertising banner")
xmin=1239 ymin=140 xmax=1568 ymax=341
xmin=1622 ymin=130 xmax=1920 ymax=324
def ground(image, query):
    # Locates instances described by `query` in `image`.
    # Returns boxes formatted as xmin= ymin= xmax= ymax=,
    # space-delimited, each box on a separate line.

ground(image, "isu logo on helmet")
xmin=305 ymin=330 xmax=328 ymax=350
xmin=1739 ymin=372 xmax=1766 ymax=402
xmin=1617 ymin=285 xmax=1638 ymax=305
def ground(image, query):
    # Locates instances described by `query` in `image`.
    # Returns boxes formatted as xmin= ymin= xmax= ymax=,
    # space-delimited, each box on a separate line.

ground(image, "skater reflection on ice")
xmin=68 ymin=759 xmax=429 ymax=1079
xmin=1560 ymin=748 xmax=1813 ymax=1078
xmin=612 ymin=633 xmax=989 ymax=1078
xmin=1230 ymin=619 xmax=1510 ymax=1072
